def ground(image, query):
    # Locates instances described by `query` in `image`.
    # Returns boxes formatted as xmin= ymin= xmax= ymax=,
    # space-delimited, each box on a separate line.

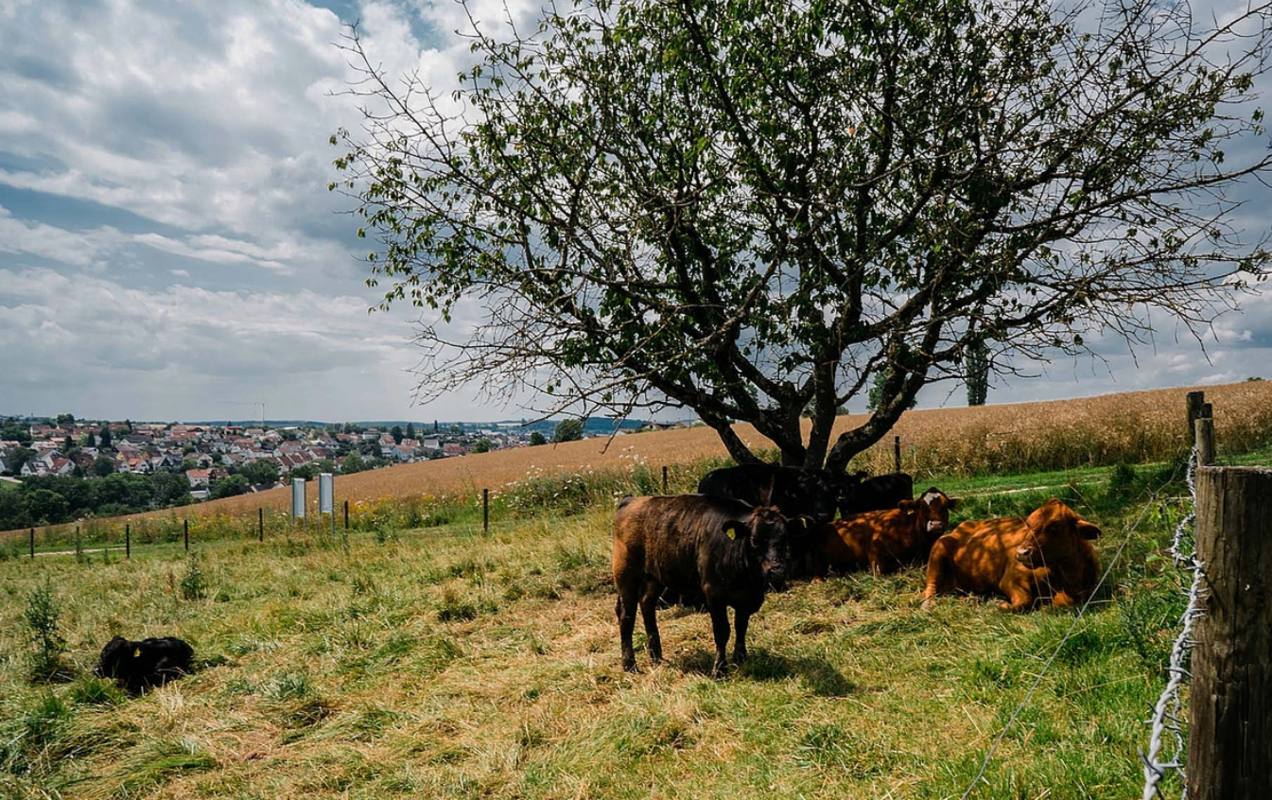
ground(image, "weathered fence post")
xmin=125 ymin=524 xmax=130 ymax=560
xmin=259 ymin=508 xmax=264 ymax=542
xmin=29 ymin=527 xmax=35 ymax=559
xmin=343 ymin=500 xmax=349 ymax=532
xmin=894 ymin=436 xmax=902 ymax=474
xmin=1188 ymin=466 xmax=1272 ymax=800
xmin=1196 ymin=415 xmax=1216 ymax=467
xmin=1186 ymin=390 xmax=1206 ymax=448
xmin=483 ymin=488 xmax=489 ymax=534
xmin=184 ymin=518 xmax=189 ymax=552
xmin=662 ymin=465 xmax=669 ymax=494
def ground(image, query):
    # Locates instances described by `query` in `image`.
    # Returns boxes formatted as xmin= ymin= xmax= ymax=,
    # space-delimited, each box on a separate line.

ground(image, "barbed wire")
xmin=1141 ymin=446 xmax=1206 ymax=800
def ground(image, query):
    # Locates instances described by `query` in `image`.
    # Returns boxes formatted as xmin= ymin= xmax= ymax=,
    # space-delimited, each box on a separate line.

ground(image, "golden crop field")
xmin=134 ymin=379 xmax=1272 ymax=524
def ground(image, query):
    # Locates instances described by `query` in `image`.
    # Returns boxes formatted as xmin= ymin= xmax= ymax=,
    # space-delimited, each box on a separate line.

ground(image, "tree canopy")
xmin=333 ymin=0 xmax=1272 ymax=470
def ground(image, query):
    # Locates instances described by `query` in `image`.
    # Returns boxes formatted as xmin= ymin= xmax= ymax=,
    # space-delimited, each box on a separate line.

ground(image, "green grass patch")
xmin=0 ymin=455 xmax=1230 ymax=798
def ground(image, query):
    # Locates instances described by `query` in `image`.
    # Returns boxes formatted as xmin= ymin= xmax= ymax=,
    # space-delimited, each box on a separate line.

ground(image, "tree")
xmin=1 ymin=419 xmax=32 ymax=446
xmin=390 ymin=425 xmax=404 ymax=444
xmin=152 ymin=472 xmax=194 ymax=507
xmin=528 ymin=431 xmax=547 ymax=446
xmin=242 ymin=459 xmax=280 ymax=487
xmin=98 ymin=426 xmax=112 ymax=450
xmin=552 ymin=419 xmax=585 ymax=444
xmin=92 ymin=454 xmax=116 ymax=477
xmin=341 ymin=451 xmax=368 ymax=474
xmin=7 ymin=446 xmax=34 ymax=476
xmin=406 ymin=422 xmax=416 ymax=440
xmin=83 ymin=432 xmax=96 ymax=449
xmin=211 ymin=474 xmax=249 ymax=499
xmin=965 ymin=337 xmax=990 ymax=407
xmin=55 ymin=413 xmax=75 ymax=427
xmin=472 ymin=438 xmax=494 ymax=453
xmin=24 ymin=489 xmax=70 ymax=526
xmin=333 ymin=0 xmax=1272 ymax=471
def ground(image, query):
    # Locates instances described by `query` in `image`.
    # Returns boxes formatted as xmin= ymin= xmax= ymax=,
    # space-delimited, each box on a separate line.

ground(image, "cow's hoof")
xmin=919 ymin=598 xmax=936 ymax=611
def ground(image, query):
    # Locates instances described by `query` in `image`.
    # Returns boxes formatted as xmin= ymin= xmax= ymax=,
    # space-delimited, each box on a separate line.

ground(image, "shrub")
xmin=22 ymin=578 xmax=69 ymax=682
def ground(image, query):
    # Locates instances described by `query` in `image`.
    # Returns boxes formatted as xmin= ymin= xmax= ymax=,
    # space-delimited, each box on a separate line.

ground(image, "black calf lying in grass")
xmin=95 ymin=635 xmax=194 ymax=694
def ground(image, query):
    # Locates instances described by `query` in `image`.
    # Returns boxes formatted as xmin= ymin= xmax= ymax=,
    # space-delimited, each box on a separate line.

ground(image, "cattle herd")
xmin=613 ymin=463 xmax=1102 ymax=676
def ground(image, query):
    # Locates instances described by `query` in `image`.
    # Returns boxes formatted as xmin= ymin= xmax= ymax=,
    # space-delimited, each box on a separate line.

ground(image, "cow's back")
xmin=942 ymin=516 xmax=1028 ymax=591
xmin=613 ymin=495 xmax=735 ymax=593
xmin=822 ymin=509 xmax=896 ymax=569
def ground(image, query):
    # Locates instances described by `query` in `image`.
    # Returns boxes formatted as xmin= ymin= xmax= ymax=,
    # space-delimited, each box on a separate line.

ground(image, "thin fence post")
xmin=125 ymin=524 xmax=130 ymax=560
xmin=1186 ymin=390 xmax=1206 ymax=448
xmin=258 ymin=508 xmax=264 ymax=542
xmin=29 ymin=527 xmax=34 ymax=559
xmin=894 ymin=436 xmax=902 ymax=474
xmin=343 ymin=500 xmax=349 ymax=531
xmin=1196 ymin=417 xmax=1216 ymax=467
xmin=662 ymin=465 xmax=669 ymax=494
xmin=483 ymin=488 xmax=489 ymax=534
xmin=1189 ymin=466 xmax=1272 ymax=800
xmin=184 ymin=518 xmax=189 ymax=552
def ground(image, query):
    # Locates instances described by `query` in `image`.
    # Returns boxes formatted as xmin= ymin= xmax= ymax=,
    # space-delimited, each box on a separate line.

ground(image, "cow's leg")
xmin=921 ymin=541 xmax=953 ymax=609
xmin=811 ymin=548 xmax=828 ymax=583
xmin=708 ymin=602 xmax=731 ymax=677
xmin=639 ymin=579 xmax=663 ymax=664
xmin=732 ymin=609 xmax=750 ymax=665
xmin=999 ymin=579 xmax=1036 ymax=612
xmin=616 ymin=584 xmax=641 ymax=672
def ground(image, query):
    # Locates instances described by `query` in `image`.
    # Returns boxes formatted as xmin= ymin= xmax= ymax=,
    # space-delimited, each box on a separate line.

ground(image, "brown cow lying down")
xmin=921 ymin=498 xmax=1101 ymax=611
xmin=813 ymin=487 xmax=957 ymax=579
xmin=612 ymin=494 xmax=791 ymax=677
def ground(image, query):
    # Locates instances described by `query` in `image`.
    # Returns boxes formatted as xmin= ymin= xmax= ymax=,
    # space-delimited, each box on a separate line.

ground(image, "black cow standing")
xmin=95 ymin=635 xmax=194 ymax=694
xmin=840 ymin=472 xmax=915 ymax=517
xmin=612 ymin=494 xmax=791 ymax=677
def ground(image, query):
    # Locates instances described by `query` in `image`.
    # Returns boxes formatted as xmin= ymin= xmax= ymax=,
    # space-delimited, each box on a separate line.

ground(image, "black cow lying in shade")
xmin=95 ymin=635 xmax=194 ymax=694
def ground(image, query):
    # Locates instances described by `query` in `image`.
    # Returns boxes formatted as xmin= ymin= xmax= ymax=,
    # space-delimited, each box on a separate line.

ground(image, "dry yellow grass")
xmin=154 ymin=380 xmax=1272 ymax=519
xmin=9 ymin=380 xmax=1272 ymax=535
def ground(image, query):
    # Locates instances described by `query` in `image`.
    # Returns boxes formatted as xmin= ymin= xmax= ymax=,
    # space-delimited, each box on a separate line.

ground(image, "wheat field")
xmin=158 ymin=380 xmax=1272 ymax=520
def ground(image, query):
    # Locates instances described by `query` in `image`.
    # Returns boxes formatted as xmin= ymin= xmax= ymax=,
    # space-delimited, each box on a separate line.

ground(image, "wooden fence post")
xmin=29 ymin=527 xmax=34 ymax=559
xmin=1196 ymin=416 xmax=1216 ymax=467
xmin=343 ymin=500 xmax=349 ymax=532
xmin=483 ymin=488 xmax=489 ymax=534
xmin=184 ymin=518 xmax=190 ymax=552
xmin=125 ymin=524 xmax=130 ymax=560
xmin=894 ymin=436 xmax=902 ymax=474
xmin=662 ymin=465 xmax=669 ymax=494
xmin=1189 ymin=466 xmax=1272 ymax=800
xmin=1186 ymin=390 xmax=1206 ymax=448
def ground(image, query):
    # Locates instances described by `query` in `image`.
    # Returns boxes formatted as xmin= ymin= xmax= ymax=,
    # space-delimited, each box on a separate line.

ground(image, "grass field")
xmin=0 ymin=452 xmax=1210 ymax=800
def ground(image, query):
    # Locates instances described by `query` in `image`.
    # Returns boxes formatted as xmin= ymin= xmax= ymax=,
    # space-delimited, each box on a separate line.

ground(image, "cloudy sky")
xmin=0 ymin=0 xmax=1269 ymax=425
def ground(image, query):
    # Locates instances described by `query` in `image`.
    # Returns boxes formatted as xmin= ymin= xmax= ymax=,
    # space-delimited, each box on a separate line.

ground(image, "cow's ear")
xmin=947 ymin=498 xmax=960 ymax=510
xmin=898 ymin=499 xmax=917 ymax=514
xmin=1077 ymin=520 xmax=1102 ymax=540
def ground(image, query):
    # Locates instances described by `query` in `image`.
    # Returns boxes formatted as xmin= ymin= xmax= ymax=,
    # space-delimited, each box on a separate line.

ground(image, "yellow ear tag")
xmin=726 ymin=526 xmax=737 ymax=540
xmin=133 ymin=648 xmax=142 ymax=658
xmin=801 ymin=518 xmax=809 ymax=529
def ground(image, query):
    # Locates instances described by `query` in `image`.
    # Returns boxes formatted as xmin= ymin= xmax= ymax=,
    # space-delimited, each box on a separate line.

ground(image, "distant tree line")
xmin=0 ymin=472 xmax=195 ymax=530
